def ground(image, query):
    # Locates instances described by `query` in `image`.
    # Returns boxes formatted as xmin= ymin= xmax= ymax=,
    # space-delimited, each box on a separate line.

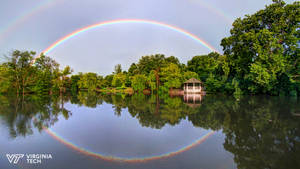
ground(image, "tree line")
xmin=0 ymin=0 xmax=299 ymax=96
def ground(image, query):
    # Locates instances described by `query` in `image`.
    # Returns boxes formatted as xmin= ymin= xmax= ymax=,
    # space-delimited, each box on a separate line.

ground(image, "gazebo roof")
xmin=184 ymin=78 xmax=202 ymax=84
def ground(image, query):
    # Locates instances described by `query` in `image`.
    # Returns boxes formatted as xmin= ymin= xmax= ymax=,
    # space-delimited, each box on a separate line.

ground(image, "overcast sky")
xmin=0 ymin=0 xmax=297 ymax=75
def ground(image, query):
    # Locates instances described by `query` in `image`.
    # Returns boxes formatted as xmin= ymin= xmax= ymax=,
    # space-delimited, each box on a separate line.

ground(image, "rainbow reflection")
xmin=44 ymin=127 xmax=215 ymax=163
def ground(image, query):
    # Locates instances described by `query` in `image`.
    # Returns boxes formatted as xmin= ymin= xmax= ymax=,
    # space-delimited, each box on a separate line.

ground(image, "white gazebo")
xmin=183 ymin=78 xmax=203 ymax=93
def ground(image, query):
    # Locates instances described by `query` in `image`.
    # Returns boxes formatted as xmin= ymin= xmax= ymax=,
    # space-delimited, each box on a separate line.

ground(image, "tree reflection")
xmin=222 ymin=96 xmax=300 ymax=169
xmin=0 ymin=93 xmax=299 ymax=168
xmin=0 ymin=94 xmax=72 ymax=138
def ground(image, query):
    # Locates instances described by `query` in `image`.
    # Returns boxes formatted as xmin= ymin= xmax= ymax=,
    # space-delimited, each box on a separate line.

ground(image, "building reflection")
xmin=183 ymin=93 xmax=203 ymax=108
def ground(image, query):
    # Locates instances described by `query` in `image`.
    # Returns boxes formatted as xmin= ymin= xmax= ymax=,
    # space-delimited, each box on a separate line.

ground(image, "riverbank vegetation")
xmin=0 ymin=0 xmax=299 ymax=96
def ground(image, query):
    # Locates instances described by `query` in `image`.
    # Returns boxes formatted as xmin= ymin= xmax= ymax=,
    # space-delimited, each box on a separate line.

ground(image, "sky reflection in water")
xmin=0 ymin=93 xmax=299 ymax=169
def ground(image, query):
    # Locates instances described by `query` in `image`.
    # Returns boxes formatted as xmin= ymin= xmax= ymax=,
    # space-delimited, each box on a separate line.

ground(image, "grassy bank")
xmin=96 ymin=87 xmax=134 ymax=94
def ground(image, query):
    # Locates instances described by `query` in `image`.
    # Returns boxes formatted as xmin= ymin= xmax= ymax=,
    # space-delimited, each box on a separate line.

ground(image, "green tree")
xmin=32 ymin=54 xmax=59 ymax=94
xmin=6 ymin=50 xmax=36 ymax=95
xmin=165 ymin=56 xmax=183 ymax=68
xmin=183 ymin=71 xmax=199 ymax=81
xmin=187 ymin=52 xmax=220 ymax=81
xmin=52 ymin=65 xmax=73 ymax=94
xmin=112 ymin=73 xmax=126 ymax=87
xmin=70 ymin=74 xmax=81 ymax=93
xmin=160 ymin=63 xmax=182 ymax=90
xmin=205 ymin=74 xmax=223 ymax=93
xmin=103 ymin=74 xmax=114 ymax=87
xmin=221 ymin=0 xmax=300 ymax=95
xmin=136 ymin=54 xmax=165 ymax=74
xmin=114 ymin=64 xmax=122 ymax=74
xmin=148 ymin=70 xmax=157 ymax=93
xmin=128 ymin=63 xmax=139 ymax=75
xmin=78 ymin=72 xmax=100 ymax=92
xmin=131 ymin=74 xmax=147 ymax=92
xmin=0 ymin=64 xmax=11 ymax=93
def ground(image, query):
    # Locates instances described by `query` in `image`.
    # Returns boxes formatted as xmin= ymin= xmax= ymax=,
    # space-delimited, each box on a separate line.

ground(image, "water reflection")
xmin=0 ymin=94 xmax=71 ymax=138
xmin=0 ymin=93 xmax=299 ymax=169
xmin=183 ymin=93 xmax=203 ymax=108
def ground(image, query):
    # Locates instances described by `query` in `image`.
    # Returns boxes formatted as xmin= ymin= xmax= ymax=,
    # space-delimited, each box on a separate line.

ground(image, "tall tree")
xmin=112 ymin=73 xmax=126 ymax=87
xmin=136 ymin=54 xmax=165 ymax=74
xmin=0 ymin=64 xmax=11 ymax=93
xmin=148 ymin=70 xmax=157 ymax=93
xmin=33 ymin=54 xmax=59 ymax=94
xmin=183 ymin=71 xmax=199 ymax=81
xmin=187 ymin=52 xmax=220 ymax=81
xmin=103 ymin=74 xmax=114 ymax=87
xmin=70 ymin=74 xmax=81 ymax=93
xmin=128 ymin=63 xmax=139 ymax=75
xmin=221 ymin=0 xmax=300 ymax=95
xmin=131 ymin=74 xmax=147 ymax=92
xmin=114 ymin=64 xmax=122 ymax=74
xmin=160 ymin=63 xmax=182 ymax=90
xmin=52 ymin=66 xmax=73 ymax=94
xmin=78 ymin=72 xmax=99 ymax=92
xmin=6 ymin=50 xmax=36 ymax=95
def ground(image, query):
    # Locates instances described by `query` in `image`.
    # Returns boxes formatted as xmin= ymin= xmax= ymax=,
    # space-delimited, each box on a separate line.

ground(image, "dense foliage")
xmin=0 ymin=51 xmax=72 ymax=95
xmin=0 ymin=0 xmax=298 ymax=96
xmin=221 ymin=0 xmax=300 ymax=95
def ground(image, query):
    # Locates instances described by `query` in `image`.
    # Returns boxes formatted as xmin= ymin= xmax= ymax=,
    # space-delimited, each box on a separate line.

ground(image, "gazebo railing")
xmin=186 ymin=86 xmax=201 ymax=90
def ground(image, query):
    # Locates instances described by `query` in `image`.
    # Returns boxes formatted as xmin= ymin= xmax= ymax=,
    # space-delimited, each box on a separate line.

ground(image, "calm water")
xmin=0 ymin=93 xmax=299 ymax=169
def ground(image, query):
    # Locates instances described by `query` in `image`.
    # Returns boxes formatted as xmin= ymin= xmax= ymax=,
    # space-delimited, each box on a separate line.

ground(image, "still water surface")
xmin=0 ymin=93 xmax=299 ymax=169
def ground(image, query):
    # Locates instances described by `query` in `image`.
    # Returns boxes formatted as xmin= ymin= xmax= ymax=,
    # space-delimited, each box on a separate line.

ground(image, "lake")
xmin=0 ymin=93 xmax=299 ymax=169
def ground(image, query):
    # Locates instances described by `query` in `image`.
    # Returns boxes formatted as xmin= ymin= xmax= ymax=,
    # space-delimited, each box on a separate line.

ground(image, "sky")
xmin=0 ymin=0 xmax=297 ymax=75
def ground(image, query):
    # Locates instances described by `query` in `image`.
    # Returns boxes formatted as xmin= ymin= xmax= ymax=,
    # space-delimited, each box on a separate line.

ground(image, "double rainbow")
xmin=0 ymin=0 xmax=232 ymax=42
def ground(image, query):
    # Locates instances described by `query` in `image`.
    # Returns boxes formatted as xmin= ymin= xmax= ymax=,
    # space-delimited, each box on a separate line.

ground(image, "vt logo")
xmin=6 ymin=154 xmax=24 ymax=164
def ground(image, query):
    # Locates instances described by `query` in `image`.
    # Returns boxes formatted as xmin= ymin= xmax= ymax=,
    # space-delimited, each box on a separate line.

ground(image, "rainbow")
xmin=187 ymin=0 xmax=233 ymax=24
xmin=41 ymin=19 xmax=219 ymax=56
xmin=44 ymin=127 xmax=215 ymax=163
xmin=0 ymin=0 xmax=64 ymax=41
